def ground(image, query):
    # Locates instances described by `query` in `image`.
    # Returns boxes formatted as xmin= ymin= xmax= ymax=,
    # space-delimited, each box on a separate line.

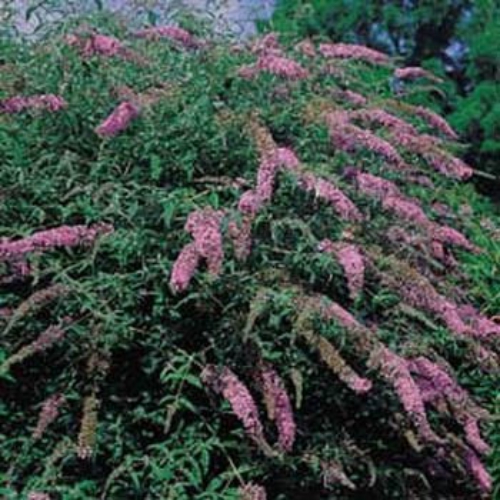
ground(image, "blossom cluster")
xmin=318 ymin=239 xmax=365 ymax=299
xmin=1 ymin=94 xmax=66 ymax=114
xmin=319 ymin=43 xmax=390 ymax=65
xmin=201 ymin=365 xmax=267 ymax=447
xmin=95 ymin=101 xmax=140 ymax=137
xmin=257 ymin=364 xmax=296 ymax=451
xmin=33 ymin=394 xmax=66 ymax=440
xmin=394 ymin=66 xmax=443 ymax=83
xmin=0 ymin=223 xmax=113 ymax=262
xmin=170 ymin=209 xmax=225 ymax=292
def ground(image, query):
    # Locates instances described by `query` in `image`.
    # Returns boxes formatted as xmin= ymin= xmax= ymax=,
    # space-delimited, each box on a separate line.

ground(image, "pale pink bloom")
xmin=299 ymin=173 xmax=362 ymax=222
xmin=413 ymin=105 xmax=458 ymax=139
xmin=457 ymin=304 xmax=500 ymax=338
xmin=464 ymin=417 xmax=491 ymax=455
xmin=32 ymin=324 xmax=66 ymax=352
xmin=294 ymin=39 xmax=316 ymax=57
xmin=28 ymin=493 xmax=51 ymax=500
xmin=353 ymin=171 xmax=402 ymax=199
xmin=465 ymin=450 xmax=492 ymax=493
xmin=339 ymin=89 xmax=368 ymax=106
xmin=83 ymin=34 xmax=123 ymax=57
xmin=258 ymin=365 xmax=296 ymax=452
xmin=239 ymin=482 xmax=267 ymax=500
xmin=431 ymin=224 xmax=477 ymax=252
xmin=201 ymin=365 xmax=265 ymax=444
xmin=392 ymin=130 xmax=472 ymax=179
xmin=238 ymin=65 xmax=260 ymax=79
xmin=370 ymin=347 xmax=441 ymax=442
xmin=326 ymin=113 xmax=406 ymax=167
xmin=0 ymin=223 xmax=113 ymax=261
xmin=169 ymin=242 xmax=200 ymax=293
xmin=251 ymin=33 xmax=281 ymax=55
xmin=382 ymin=195 xmax=430 ymax=227
xmin=318 ymin=240 xmax=365 ymax=299
xmin=256 ymin=147 xmax=299 ymax=202
xmin=319 ymin=43 xmax=390 ymax=65
xmin=33 ymin=394 xmax=65 ymax=439
xmin=321 ymin=461 xmax=356 ymax=490
xmin=185 ymin=209 xmax=225 ymax=275
xmin=238 ymin=190 xmax=262 ymax=216
xmin=352 ymin=108 xmax=418 ymax=135
xmin=134 ymin=26 xmax=199 ymax=48
xmin=1 ymin=94 xmax=66 ymax=114
xmin=316 ymin=297 xmax=362 ymax=329
xmin=394 ymin=67 xmax=443 ymax=83
xmin=256 ymin=54 xmax=309 ymax=80
xmin=95 ymin=101 xmax=140 ymax=137
xmin=228 ymin=218 xmax=253 ymax=261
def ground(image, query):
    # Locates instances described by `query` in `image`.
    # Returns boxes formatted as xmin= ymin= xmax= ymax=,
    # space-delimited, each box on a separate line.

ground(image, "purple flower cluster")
xmin=170 ymin=209 xmax=225 ymax=292
xmin=95 ymin=101 xmax=140 ymax=137
xmin=370 ymin=347 xmax=441 ymax=443
xmin=352 ymin=108 xmax=418 ymax=136
xmin=319 ymin=43 xmax=390 ymax=65
xmin=326 ymin=112 xmax=406 ymax=168
xmin=33 ymin=394 xmax=65 ymax=440
xmin=1 ymin=94 xmax=66 ymax=114
xmin=294 ymin=39 xmax=316 ymax=58
xmin=299 ymin=173 xmax=363 ymax=221
xmin=239 ymin=482 xmax=267 ymax=500
xmin=28 ymin=493 xmax=51 ymax=500
xmin=318 ymin=239 xmax=365 ymax=299
xmin=0 ymin=223 xmax=113 ymax=262
xmin=465 ymin=450 xmax=492 ymax=493
xmin=67 ymin=33 xmax=142 ymax=63
xmin=258 ymin=365 xmax=296 ymax=452
xmin=412 ymin=106 xmax=458 ymax=140
xmin=394 ymin=67 xmax=443 ymax=83
xmin=201 ymin=365 xmax=266 ymax=446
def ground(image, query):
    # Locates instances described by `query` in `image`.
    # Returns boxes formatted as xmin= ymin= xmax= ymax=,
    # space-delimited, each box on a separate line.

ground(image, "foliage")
xmin=0 ymin=15 xmax=499 ymax=499
xmin=266 ymin=0 xmax=500 ymax=177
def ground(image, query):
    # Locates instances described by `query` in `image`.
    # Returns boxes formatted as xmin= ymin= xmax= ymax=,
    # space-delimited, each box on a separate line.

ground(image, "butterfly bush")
xmin=0 ymin=223 xmax=113 ymax=261
xmin=95 ymin=101 xmax=140 ymax=137
xmin=201 ymin=365 xmax=267 ymax=448
xmin=412 ymin=106 xmax=458 ymax=140
xmin=240 ymin=54 xmax=309 ymax=81
xmin=326 ymin=112 xmax=407 ymax=168
xmin=258 ymin=364 xmax=296 ymax=451
xmin=319 ymin=43 xmax=390 ymax=65
xmin=337 ymin=89 xmax=368 ymax=106
xmin=465 ymin=450 xmax=493 ymax=493
xmin=1 ymin=94 xmax=66 ymax=114
xmin=28 ymin=493 xmax=50 ymax=500
xmin=298 ymin=173 xmax=363 ymax=222
xmin=394 ymin=67 xmax=443 ymax=83
xmin=351 ymin=108 xmax=419 ymax=136
xmin=318 ymin=239 xmax=365 ymax=299
xmin=239 ymin=482 xmax=267 ymax=500
xmin=33 ymin=394 xmax=66 ymax=440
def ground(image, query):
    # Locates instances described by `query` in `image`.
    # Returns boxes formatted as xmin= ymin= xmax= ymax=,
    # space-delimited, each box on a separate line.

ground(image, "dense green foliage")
xmin=0 ymin=14 xmax=499 ymax=499
xmin=267 ymin=0 xmax=500 ymax=176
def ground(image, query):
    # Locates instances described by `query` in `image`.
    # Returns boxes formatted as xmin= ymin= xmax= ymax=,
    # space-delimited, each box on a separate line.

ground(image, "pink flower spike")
xmin=169 ymin=242 xmax=200 ymax=293
xmin=0 ymin=223 xmax=113 ymax=261
xmin=185 ymin=209 xmax=225 ymax=276
xmin=239 ymin=482 xmax=267 ymax=500
xmin=319 ymin=43 xmax=390 ymax=65
xmin=258 ymin=365 xmax=296 ymax=452
xmin=33 ymin=394 xmax=66 ymax=440
xmin=28 ymin=493 xmax=51 ymax=500
xmin=318 ymin=240 xmax=365 ymax=299
xmin=201 ymin=365 xmax=266 ymax=445
xmin=95 ymin=101 xmax=140 ymax=137
xmin=394 ymin=67 xmax=443 ymax=84
xmin=1 ymin=94 xmax=66 ymax=114
xmin=256 ymin=54 xmax=309 ymax=80
xmin=465 ymin=450 xmax=492 ymax=493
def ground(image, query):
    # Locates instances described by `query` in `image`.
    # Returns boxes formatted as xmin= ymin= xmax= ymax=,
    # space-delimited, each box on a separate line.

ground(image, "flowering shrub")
xmin=0 ymin=17 xmax=498 ymax=500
